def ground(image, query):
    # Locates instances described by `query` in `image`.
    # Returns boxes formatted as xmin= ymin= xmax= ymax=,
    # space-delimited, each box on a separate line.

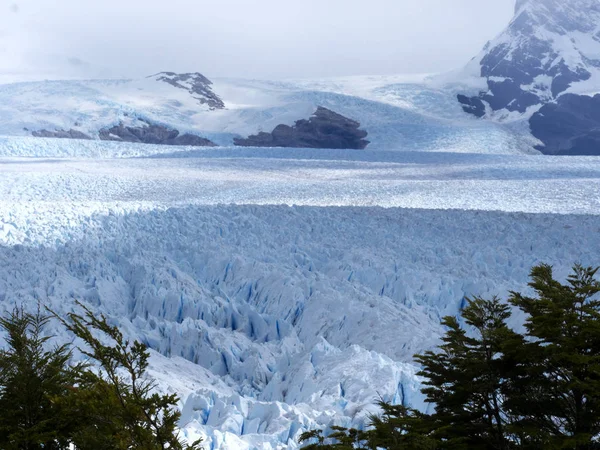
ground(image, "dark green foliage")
xmin=299 ymin=426 xmax=369 ymax=449
xmin=509 ymin=264 xmax=600 ymax=449
xmin=299 ymin=401 xmax=436 ymax=449
xmin=301 ymin=264 xmax=600 ymax=450
xmin=0 ymin=308 xmax=78 ymax=450
xmin=415 ymin=296 xmax=522 ymax=449
xmin=2 ymin=263 xmax=600 ymax=450
xmin=55 ymin=303 xmax=202 ymax=450
xmin=367 ymin=402 xmax=437 ymax=450
xmin=0 ymin=302 xmax=202 ymax=449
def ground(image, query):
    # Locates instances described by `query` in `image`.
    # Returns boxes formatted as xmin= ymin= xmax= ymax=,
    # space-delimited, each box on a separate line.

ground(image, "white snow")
xmin=0 ymin=74 xmax=536 ymax=153
xmin=4 ymin=4 xmax=600 ymax=448
xmin=566 ymin=66 xmax=600 ymax=96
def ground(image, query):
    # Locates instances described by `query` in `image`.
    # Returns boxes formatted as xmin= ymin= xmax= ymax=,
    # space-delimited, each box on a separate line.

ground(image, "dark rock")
xmin=457 ymin=94 xmax=486 ymax=118
xmin=32 ymin=129 xmax=92 ymax=140
xmin=530 ymin=94 xmax=600 ymax=155
xmin=167 ymin=133 xmax=215 ymax=146
xmin=234 ymin=107 xmax=369 ymax=149
xmin=151 ymin=72 xmax=225 ymax=110
xmin=99 ymin=120 xmax=215 ymax=147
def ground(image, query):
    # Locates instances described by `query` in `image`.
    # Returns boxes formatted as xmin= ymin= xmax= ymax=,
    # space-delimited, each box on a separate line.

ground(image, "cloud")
xmin=0 ymin=0 xmax=516 ymax=81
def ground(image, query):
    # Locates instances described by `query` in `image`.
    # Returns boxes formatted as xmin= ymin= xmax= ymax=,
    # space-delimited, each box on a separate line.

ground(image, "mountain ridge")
xmin=150 ymin=72 xmax=226 ymax=110
xmin=456 ymin=0 xmax=600 ymax=154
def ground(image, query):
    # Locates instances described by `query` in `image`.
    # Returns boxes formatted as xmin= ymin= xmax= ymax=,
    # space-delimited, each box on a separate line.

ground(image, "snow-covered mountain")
xmin=456 ymin=0 xmax=600 ymax=155
xmin=4 ymin=1 xmax=600 ymax=155
xmin=0 ymin=72 xmax=538 ymax=153
xmin=151 ymin=72 xmax=226 ymax=110
xmin=0 ymin=73 xmax=225 ymax=144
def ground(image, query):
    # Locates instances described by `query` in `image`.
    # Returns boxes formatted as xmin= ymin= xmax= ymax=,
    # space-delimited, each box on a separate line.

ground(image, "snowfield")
xmin=1 ymin=140 xmax=600 ymax=448
xmin=0 ymin=75 xmax=537 ymax=153
xmin=1 ymin=145 xmax=599 ymax=216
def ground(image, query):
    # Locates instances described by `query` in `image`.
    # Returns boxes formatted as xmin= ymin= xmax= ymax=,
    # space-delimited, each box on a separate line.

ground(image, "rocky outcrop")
xmin=32 ymin=129 xmax=92 ymax=140
xmin=456 ymin=95 xmax=486 ymax=118
xmin=31 ymin=122 xmax=215 ymax=147
xmin=151 ymin=72 xmax=225 ymax=110
xmin=530 ymin=94 xmax=600 ymax=155
xmin=233 ymin=107 xmax=369 ymax=149
xmin=99 ymin=121 xmax=215 ymax=147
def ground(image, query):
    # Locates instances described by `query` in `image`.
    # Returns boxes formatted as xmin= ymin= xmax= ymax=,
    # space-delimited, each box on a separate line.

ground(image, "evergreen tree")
xmin=509 ymin=264 xmax=600 ymax=450
xmin=414 ymin=297 xmax=522 ymax=449
xmin=299 ymin=426 xmax=369 ymax=449
xmin=55 ymin=303 xmax=202 ymax=450
xmin=367 ymin=402 xmax=437 ymax=450
xmin=299 ymin=401 xmax=436 ymax=449
xmin=0 ymin=307 xmax=78 ymax=450
xmin=300 ymin=263 xmax=600 ymax=450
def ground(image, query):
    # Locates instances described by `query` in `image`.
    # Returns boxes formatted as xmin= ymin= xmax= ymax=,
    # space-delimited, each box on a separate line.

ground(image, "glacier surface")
xmin=1 ymin=142 xmax=599 ymax=448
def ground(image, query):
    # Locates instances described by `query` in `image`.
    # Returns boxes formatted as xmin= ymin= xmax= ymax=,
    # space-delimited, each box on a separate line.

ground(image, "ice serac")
xmin=151 ymin=72 xmax=225 ymax=110
xmin=457 ymin=0 xmax=600 ymax=154
xmin=233 ymin=107 xmax=370 ymax=150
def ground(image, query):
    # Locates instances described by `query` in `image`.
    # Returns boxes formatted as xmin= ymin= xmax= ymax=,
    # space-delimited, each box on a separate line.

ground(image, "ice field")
xmin=0 ymin=75 xmax=538 ymax=154
xmin=1 ymin=139 xmax=600 ymax=448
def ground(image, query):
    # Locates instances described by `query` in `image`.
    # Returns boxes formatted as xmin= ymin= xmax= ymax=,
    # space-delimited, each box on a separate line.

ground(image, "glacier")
xmin=1 ymin=142 xmax=599 ymax=448
xmin=0 ymin=74 xmax=537 ymax=154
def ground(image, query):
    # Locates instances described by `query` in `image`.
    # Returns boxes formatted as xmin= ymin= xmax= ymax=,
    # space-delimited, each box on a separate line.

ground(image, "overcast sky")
xmin=0 ymin=0 xmax=515 ymax=81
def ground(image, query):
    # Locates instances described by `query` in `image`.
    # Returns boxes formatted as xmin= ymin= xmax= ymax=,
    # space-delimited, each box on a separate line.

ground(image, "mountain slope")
xmin=0 ymin=72 xmax=537 ymax=153
xmin=151 ymin=72 xmax=226 ymax=110
xmin=0 ymin=74 xmax=224 ymax=143
xmin=459 ymin=0 xmax=600 ymax=115
xmin=456 ymin=0 xmax=600 ymax=155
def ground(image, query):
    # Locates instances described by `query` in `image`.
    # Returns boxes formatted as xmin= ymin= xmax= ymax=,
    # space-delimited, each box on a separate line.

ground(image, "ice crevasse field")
xmin=1 ymin=75 xmax=600 ymax=449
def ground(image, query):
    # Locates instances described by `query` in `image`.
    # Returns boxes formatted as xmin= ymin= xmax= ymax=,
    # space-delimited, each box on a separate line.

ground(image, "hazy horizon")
xmin=1 ymin=0 xmax=515 ymax=81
